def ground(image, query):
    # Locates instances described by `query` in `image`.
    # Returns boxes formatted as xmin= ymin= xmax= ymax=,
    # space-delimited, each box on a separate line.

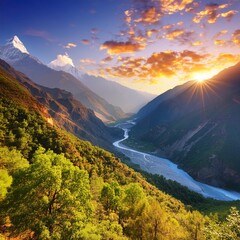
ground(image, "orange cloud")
xmin=232 ymin=29 xmax=240 ymax=45
xmin=192 ymin=41 xmax=203 ymax=46
xmin=102 ymin=56 xmax=113 ymax=62
xmin=219 ymin=10 xmax=238 ymax=21
xmin=146 ymin=29 xmax=159 ymax=37
xmin=212 ymin=53 xmax=240 ymax=66
xmin=81 ymin=39 xmax=90 ymax=45
xmin=100 ymin=41 xmax=146 ymax=55
xmin=162 ymin=24 xmax=174 ymax=30
xmin=165 ymin=29 xmax=185 ymax=40
xmin=213 ymin=30 xmax=228 ymax=39
xmin=80 ymin=58 xmax=96 ymax=64
xmin=185 ymin=2 xmax=199 ymax=13
xmin=193 ymin=3 xmax=229 ymax=24
xmin=135 ymin=7 xmax=161 ymax=24
xmin=214 ymin=40 xmax=226 ymax=46
xmin=165 ymin=28 xmax=195 ymax=44
xmin=100 ymin=50 xmax=209 ymax=82
xmin=177 ymin=21 xmax=184 ymax=26
xmin=64 ymin=43 xmax=77 ymax=49
xmin=161 ymin=0 xmax=195 ymax=14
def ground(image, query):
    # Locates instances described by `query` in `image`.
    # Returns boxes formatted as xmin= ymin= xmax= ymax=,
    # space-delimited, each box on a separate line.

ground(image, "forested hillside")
xmin=0 ymin=64 xmax=240 ymax=239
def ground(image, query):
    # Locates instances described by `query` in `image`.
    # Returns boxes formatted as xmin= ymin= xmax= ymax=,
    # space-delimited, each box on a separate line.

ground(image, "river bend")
xmin=113 ymin=121 xmax=240 ymax=201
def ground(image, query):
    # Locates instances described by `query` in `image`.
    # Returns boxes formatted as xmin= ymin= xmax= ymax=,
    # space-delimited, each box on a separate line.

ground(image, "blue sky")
xmin=1 ymin=0 xmax=240 ymax=94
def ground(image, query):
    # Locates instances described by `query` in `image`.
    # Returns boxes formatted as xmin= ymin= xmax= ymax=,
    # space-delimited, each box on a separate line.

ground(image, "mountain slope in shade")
xmin=48 ymin=54 xmax=155 ymax=113
xmin=131 ymin=62 xmax=240 ymax=191
xmin=0 ymin=36 xmax=126 ymax=123
xmin=136 ymin=80 xmax=195 ymax=120
xmin=0 ymin=59 xmax=122 ymax=150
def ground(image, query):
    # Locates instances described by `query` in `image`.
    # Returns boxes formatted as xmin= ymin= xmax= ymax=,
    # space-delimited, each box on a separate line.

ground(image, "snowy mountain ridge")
xmin=0 ymin=35 xmax=41 ymax=65
xmin=6 ymin=35 xmax=29 ymax=54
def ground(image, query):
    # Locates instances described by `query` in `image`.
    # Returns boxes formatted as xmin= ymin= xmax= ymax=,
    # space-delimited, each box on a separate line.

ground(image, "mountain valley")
xmin=130 ymin=62 xmax=240 ymax=191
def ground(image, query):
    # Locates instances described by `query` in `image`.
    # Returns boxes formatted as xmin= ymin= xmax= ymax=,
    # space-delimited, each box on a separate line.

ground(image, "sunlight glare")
xmin=192 ymin=69 xmax=221 ymax=83
xmin=193 ymin=73 xmax=208 ymax=83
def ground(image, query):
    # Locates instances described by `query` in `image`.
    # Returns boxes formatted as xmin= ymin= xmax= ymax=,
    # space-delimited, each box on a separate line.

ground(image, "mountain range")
xmin=1 ymin=35 xmax=240 ymax=192
xmin=0 ymin=36 xmax=126 ymax=123
xmin=49 ymin=53 xmax=155 ymax=113
xmin=0 ymin=59 xmax=122 ymax=150
xmin=2 ymin=51 xmax=231 ymax=240
xmin=130 ymin=62 xmax=240 ymax=191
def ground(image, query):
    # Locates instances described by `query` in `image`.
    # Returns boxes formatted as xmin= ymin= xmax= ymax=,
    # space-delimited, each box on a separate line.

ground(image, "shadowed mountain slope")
xmin=131 ymin=62 xmax=240 ymax=191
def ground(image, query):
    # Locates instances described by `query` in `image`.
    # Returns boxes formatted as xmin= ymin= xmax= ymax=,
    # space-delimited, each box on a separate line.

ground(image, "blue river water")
xmin=113 ymin=121 xmax=240 ymax=201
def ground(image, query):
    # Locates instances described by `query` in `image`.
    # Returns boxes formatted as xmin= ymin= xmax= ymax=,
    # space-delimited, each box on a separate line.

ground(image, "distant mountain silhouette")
xmin=131 ymin=62 xmax=240 ymax=191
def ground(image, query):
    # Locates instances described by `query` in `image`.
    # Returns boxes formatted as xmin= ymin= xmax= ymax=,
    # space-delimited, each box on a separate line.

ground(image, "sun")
xmin=196 ymin=78 xmax=206 ymax=83
xmin=193 ymin=73 xmax=208 ymax=83
xmin=192 ymin=69 xmax=221 ymax=84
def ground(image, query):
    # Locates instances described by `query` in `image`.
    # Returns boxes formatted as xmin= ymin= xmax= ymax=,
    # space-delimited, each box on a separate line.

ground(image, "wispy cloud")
xmin=214 ymin=39 xmax=226 ymax=46
xmin=81 ymin=39 xmax=90 ymax=45
xmin=213 ymin=30 xmax=228 ymax=39
xmin=80 ymin=58 xmax=96 ymax=64
xmin=25 ymin=29 xmax=55 ymax=42
xmin=219 ymin=10 xmax=238 ymax=21
xmin=232 ymin=29 xmax=240 ymax=46
xmin=192 ymin=3 xmax=237 ymax=24
xmin=100 ymin=41 xmax=146 ymax=55
xmin=134 ymin=7 xmax=161 ymax=24
xmin=102 ymin=56 xmax=113 ymax=62
xmin=192 ymin=41 xmax=203 ymax=46
xmin=63 ymin=43 xmax=77 ymax=49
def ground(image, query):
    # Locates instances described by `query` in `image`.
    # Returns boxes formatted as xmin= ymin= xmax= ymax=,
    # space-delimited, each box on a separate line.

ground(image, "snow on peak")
xmin=48 ymin=53 xmax=83 ymax=79
xmin=49 ymin=53 xmax=75 ymax=67
xmin=6 ymin=35 xmax=29 ymax=54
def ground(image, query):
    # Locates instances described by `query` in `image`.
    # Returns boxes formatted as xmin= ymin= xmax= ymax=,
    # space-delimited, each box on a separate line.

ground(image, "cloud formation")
xmin=25 ymin=29 xmax=55 ymax=42
xmin=100 ymin=50 xmax=209 ymax=81
xmin=49 ymin=53 xmax=74 ymax=67
xmin=135 ymin=7 xmax=161 ymax=24
xmin=193 ymin=3 xmax=237 ymax=24
xmin=232 ymin=29 xmax=240 ymax=45
xmin=213 ymin=30 xmax=228 ymax=39
xmin=102 ymin=56 xmax=113 ymax=62
xmin=214 ymin=40 xmax=226 ymax=46
xmin=80 ymin=58 xmax=96 ymax=64
xmin=100 ymin=41 xmax=146 ymax=54
xmin=64 ymin=43 xmax=77 ymax=49
xmin=81 ymin=39 xmax=90 ymax=45
xmin=160 ymin=0 xmax=195 ymax=14
xmin=192 ymin=41 xmax=203 ymax=46
xmin=219 ymin=10 xmax=238 ymax=21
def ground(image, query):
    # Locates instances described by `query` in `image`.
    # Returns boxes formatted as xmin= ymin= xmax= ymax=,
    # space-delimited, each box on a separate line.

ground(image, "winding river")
xmin=113 ymin=120 xmax=240 ymax=201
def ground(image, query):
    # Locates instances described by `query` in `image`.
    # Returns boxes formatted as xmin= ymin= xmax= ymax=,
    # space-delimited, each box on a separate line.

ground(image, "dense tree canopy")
xmin=0 ymin=95 xmax=240 ymax=239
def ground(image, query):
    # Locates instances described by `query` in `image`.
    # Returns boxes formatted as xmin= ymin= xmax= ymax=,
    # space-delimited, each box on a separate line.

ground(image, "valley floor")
xmin=113 ymin=120 xmax=240 ymax=201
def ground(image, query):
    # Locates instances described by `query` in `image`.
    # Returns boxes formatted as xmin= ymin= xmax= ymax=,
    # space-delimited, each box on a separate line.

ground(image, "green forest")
xmin=0 ymin=72 xmax=240 ymax=239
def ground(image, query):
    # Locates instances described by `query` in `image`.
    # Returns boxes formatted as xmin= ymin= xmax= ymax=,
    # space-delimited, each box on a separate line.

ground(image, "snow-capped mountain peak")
xmin=6 ymin=35 xmax=29 ymax=54
xmin=48 ymin=53 xmax=82 ymax=79
xmin=0 ymin=35 xmax=31 ymax=64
